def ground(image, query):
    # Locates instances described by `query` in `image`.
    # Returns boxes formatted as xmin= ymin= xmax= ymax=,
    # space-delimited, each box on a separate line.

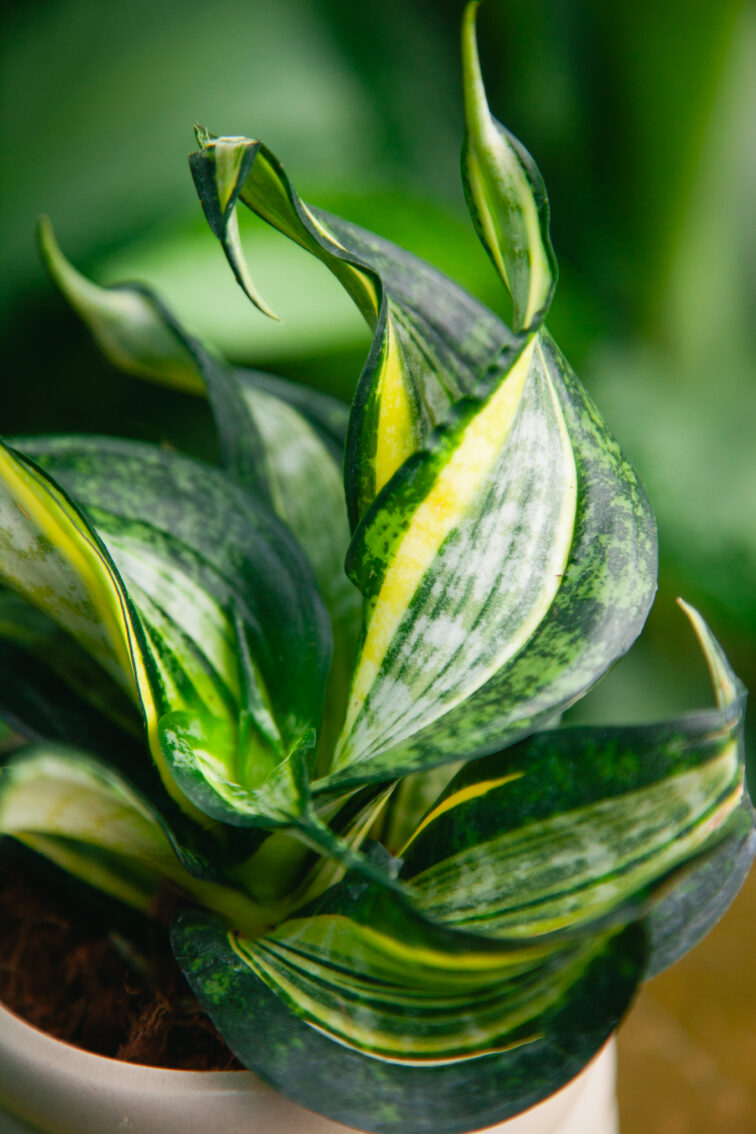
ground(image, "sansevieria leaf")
xmin=173 ymin=877 xmax=644 ymax=1134
xmin=0 ymin=745 xmax=279 ymax=934
xmin=1 ymin=9 xmax=749 ymax=1132
xmin=400 ymin=605 xmax=750 ymax=945
xmin=39 ymin=220 xmax=361 ymax=747
xmin=188 ymin=51 xmax=656 ymax=797
xmin=189 ymin=131 xmax=521 ymax=528
xmin=172 ymin=608 xmax=751 ymax=1134
xmin=461 ymin=2 xmax=557 ymax=331
xmin=1 ymin=436 xmax=332 ymax=830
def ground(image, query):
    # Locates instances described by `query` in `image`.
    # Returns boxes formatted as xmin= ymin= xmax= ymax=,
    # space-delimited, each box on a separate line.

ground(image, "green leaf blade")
xmin=12 ymin=436 xmax=332 ymax=829
xmin=399 ymin=609 xmax=750 ymax=947
xmin=172 ymin=891 xmax=642 ymax=1134
xmin=460 ymin=1 xmax=557 ymax=331
xmin=318 ymin=330 xmax=656 ymax=792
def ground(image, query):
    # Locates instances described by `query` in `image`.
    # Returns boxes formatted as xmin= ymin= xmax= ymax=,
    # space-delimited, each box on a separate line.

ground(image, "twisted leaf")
xmin=461 ymin=2 xmax=557 ymax=331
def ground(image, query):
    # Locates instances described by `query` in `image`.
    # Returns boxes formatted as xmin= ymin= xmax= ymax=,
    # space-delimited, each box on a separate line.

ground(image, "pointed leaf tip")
xmin=37 ymin=217 xmax=204 ymax=392
xmin=189 ymin=136 xmax=280 ymax=321
xmin=677 ymin=598 xmax=741 ymax=711
xmin=461 ymin=1 xmax=557 ymax=332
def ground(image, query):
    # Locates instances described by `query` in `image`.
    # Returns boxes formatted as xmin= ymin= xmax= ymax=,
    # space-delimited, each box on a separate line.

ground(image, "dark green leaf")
xmin=173 ymin=891 xmax=642 ymax=1134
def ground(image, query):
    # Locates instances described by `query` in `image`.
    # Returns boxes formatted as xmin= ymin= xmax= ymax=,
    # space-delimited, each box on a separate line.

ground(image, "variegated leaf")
xmin=173 ymin=867 xmax=643 ymax=1134
xmin=0 ymin=589 xmax=142 ymax=754
xmin=189 ymin=131 xmax=521 ymax=527
xmin=0 ymin=441 xmax=141 ymax=696
xmin=399 ymin=607 xmax=751 ymax=948
xmin=188 ymin=125 xmax=656 ymax=795
xmin=2 ymin=437 xmax=331 ymax=829
xmin=0 ymin=745 xmax=274 ymax=934
xmin=318 ymin=331 xmax=656 ymax=791
xmin=461 ymin=1 xmax=557 ymax=331
xmin=40 ymin=222 xmax=360 ymax=746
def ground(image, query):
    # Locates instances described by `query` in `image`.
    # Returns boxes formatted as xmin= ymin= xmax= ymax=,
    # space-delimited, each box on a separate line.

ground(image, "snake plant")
xmin=1 ymin=5 xmax=753 ymax=1131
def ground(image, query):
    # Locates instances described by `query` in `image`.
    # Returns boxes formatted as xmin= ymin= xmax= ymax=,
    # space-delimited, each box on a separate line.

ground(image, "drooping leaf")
xmin=460 ymin=2 xmax=557 ymax=332
xmin=399 ymin=606 xmax=750 ymax=947
xmin=0 ymin=745 xmax=274 ymax=934
xmin=173 ymin=868 xmax=643 ymax=1134
xmin=38 ymin=215 xmax=205 ymax=394
xmin=189 ymin=130 xmax=522 ymax=527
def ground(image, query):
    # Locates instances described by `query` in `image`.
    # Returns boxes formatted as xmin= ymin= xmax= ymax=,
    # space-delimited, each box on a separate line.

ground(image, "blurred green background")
xmin=1 ymin=0 xmax=754 ymax=778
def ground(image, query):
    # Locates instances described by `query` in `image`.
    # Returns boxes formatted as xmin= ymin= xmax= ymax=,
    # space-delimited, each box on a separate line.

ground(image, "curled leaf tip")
xmin=189 ymin=135 xmax=280 ymax=321
xmin=194 ymin=123 xmax=214 ymax=148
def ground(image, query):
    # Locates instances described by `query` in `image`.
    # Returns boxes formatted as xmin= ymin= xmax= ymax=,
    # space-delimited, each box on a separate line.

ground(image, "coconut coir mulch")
xmin=0 ymin=855 xmax=241 ymax=1070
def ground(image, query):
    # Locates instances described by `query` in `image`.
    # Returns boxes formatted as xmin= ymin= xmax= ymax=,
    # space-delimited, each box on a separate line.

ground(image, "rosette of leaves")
xmin=0 ymin=6 xmax=753 ymax=1132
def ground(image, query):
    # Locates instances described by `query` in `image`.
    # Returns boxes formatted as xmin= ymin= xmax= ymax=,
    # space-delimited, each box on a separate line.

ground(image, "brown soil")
xmin=0 ymin=854 xmax=242 ymax=1070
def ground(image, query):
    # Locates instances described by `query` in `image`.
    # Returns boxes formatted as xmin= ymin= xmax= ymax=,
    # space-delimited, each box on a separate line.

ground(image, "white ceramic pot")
xmin=0 ymin=1002 xmax=618 ymax=1134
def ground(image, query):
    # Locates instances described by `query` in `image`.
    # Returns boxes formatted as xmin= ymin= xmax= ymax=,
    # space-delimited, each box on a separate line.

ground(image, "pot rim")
xmin=0 ymin=997 xmax=617 ymax=1134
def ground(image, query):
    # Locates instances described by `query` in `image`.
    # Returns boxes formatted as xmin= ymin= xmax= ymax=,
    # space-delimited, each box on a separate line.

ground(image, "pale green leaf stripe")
xmin=461 ymin=2 xmax=557 ymax=331
xmin=0 ymin=443 xmax=138 ymax=697
xmin=407 ymin=746 xmax=742 ymax=937
xmin=0 ymin=746 xmax=267 ymax=931
xmin=173 ymin=908 xmax=643 ymax=1133
xmin=399 ymin=605 xmax=748 ymax=946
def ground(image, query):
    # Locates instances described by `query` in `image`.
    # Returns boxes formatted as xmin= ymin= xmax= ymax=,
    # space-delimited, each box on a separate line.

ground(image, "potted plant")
xmin=0 ymin=4 xmax=753 ymax=1132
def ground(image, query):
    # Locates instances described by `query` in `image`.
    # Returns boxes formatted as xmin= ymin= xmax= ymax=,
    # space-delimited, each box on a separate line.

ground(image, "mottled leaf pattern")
xmin=39 ymin=224 xmax=360 ymax=745
xmin=0 ymin=7 xmax=751 ymax=1131
xmin=319 ymin=332 xmax=656 ymax=791
xmin=6 ymin=437 xmax=332 ymax=827
xmin=187 ymin=125 xmax=656 ymax=798
xmin=173 ymin=890 xmax=643 ymax=1134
